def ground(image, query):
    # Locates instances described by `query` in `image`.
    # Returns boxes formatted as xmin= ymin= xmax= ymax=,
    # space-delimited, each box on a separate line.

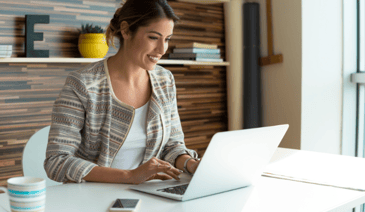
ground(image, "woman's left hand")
xmin=187 ymin=159 xmax=201 ymax=174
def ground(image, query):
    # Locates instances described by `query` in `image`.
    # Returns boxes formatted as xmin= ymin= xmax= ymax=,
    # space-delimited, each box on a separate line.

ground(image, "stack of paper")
xmin=263 ymin=148 xmax=365 ymax=191
xmin=0 ymin=45 xmax=12 ymax=58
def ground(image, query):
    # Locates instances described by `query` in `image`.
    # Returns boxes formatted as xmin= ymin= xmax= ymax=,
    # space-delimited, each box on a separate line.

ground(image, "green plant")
xmin=79 ymin=24 xmax=104 ymax=34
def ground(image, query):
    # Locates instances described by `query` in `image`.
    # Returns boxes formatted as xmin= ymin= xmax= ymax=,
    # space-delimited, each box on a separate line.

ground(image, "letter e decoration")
xmin=25 ymin=15 xmax=50 ymax=57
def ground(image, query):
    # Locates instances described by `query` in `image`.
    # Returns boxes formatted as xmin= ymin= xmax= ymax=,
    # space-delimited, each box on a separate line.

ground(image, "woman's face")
xmin=124 ymin=17 xmax=174 ymax=71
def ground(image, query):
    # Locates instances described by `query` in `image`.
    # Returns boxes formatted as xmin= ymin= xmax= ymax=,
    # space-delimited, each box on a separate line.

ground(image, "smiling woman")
xmin=108 ymin=18 xmax=174 ymax=77
xmin=43 ymin=0 xmax=201 ymax=185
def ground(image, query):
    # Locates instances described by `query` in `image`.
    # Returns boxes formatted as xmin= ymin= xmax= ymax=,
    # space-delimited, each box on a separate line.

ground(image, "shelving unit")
xmin=0 ymin=58 xmax=230 ymax=66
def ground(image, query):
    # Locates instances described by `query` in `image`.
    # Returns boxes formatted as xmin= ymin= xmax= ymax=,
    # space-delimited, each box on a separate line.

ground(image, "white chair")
xmin=22 ymin=126 xmax=62 ymax=187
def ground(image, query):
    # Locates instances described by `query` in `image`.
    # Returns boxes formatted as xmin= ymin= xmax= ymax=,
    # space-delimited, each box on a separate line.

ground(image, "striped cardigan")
xmin=44 ymin=59 xmax=198 ymax=183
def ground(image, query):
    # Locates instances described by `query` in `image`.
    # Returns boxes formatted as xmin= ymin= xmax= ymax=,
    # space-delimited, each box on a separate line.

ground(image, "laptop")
xmin=129 ymin=124 xmax=289 ymax=201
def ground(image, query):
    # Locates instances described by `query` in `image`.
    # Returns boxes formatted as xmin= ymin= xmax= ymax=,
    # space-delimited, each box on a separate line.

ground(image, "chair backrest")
xmin=22 ymin=126 xmax=62 ymax=187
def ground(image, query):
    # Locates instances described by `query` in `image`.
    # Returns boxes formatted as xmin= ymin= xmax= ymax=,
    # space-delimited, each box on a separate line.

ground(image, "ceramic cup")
xmin=0 ymin=177 xmax=46 ymax=212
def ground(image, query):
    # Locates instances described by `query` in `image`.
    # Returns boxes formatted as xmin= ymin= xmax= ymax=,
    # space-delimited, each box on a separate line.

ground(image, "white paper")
xmin=263 ymin=148 xmax=365 ymax=191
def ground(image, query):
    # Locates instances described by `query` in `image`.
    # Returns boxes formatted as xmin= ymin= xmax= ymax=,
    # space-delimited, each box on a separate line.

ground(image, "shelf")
xmin=0 ymin=58 xmax=230 ymax=66
xmin=177 ymin=0 xmax=230 ymax=3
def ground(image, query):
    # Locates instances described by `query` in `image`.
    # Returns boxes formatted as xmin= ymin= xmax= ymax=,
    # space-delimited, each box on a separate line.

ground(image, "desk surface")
xmin=0 ymin=176 xmax=364 ymax=212
xmin=1 ymin=148 xmax=365 ymax=212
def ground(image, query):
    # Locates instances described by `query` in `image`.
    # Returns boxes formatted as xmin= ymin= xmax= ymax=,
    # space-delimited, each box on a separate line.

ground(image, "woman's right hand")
xmin=127 ymin=157 xmax=183 ymax=185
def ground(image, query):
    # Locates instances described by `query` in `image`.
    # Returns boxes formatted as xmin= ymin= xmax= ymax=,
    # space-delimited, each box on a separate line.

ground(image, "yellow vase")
xmin=78 ymin=33 xmax=109 ymax=58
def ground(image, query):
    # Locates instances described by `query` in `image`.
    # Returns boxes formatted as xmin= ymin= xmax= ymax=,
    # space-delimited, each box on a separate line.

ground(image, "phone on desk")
xmin=109 ymin=199 xmax=141 ymax=212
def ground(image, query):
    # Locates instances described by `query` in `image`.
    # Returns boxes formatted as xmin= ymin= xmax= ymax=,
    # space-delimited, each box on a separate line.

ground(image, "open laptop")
xmin=130 ymin=124 xmax=289 ymax=201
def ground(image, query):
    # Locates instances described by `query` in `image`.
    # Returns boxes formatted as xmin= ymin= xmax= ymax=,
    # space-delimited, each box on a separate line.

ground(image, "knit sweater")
xmin=44 ymin=58 xmax=198 ymax=183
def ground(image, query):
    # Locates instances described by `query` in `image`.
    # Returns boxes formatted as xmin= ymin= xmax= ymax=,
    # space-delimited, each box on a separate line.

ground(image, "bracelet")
xmin=183 ymin=157 xmax=198 ymax=175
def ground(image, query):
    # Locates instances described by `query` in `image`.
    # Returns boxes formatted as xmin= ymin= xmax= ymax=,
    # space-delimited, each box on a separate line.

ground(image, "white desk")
xmin=0 ymin=176 xmax=364 ymax=212
xmin=1 ymin=148 xmax=365 ymax=212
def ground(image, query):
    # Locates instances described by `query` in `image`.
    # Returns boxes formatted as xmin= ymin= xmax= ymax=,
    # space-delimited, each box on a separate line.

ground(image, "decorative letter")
xmin=25 ymin=15 xmax=50 ymax=57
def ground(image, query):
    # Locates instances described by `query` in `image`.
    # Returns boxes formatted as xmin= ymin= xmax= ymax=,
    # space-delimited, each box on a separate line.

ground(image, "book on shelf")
xmin=170 ymin=57 xmax=224 ymax=62
xmin=175 ymin=42 xmax=218 ymax=49
xmin=195 ymin=58 xmax=223 ymax=62
xmin=0 ymin=50 xmax=12 ymax=57
xmin=173 ymin=48 xmax=220 ymax=54
xmin=169 ymin=53 xmax=221 ymax=59
xmin=0 ymin=45 xmax=12 ymax=51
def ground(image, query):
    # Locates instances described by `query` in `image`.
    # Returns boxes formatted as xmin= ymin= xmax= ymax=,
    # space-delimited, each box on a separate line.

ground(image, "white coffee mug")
xmin=0 ymin=177 xmax=46 ymax=212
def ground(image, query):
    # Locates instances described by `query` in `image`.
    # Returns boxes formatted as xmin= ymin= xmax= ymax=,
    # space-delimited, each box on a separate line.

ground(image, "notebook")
xmin=263 ymin=147 xmax=365 ymax=191
xmin=129 ymin=124 xmax=289 ymax=201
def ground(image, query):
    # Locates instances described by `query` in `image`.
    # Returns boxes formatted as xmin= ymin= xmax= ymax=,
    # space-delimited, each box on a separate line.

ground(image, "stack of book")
xmin=169 ymin=42 xmax=223 ymax=62
xmin=0 ymin=45 xmax=12 ymax=58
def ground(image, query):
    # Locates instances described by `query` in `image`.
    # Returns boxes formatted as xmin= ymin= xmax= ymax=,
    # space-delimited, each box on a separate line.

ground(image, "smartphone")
xmin=109 ymin=199 xmax=141 ymax=212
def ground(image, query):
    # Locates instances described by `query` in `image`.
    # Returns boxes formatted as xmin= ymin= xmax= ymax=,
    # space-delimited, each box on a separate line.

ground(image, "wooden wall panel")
xmin=0 ymin=0 xmax=227 ymax=186
xmin=0 ymin=63 xmax=85 ymax=186
xmin=0 ymin=0 xmax=120 ymax=58
xmin=171 ymin=65 xmax=227 ymax=153
xmin=167 ymin=1 xmax=226 ymax=59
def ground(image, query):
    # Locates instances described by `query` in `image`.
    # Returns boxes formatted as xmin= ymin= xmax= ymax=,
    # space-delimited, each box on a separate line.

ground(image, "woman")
xmin=44 ymin=0 xmax=200 ymax=184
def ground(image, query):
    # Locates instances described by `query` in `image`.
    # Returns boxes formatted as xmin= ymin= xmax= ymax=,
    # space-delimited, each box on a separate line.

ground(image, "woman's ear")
xmin=120 ymin=21 xmax=130 ymax=40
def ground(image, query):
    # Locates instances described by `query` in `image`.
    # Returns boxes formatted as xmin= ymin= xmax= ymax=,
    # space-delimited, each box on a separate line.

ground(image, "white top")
xmin=110 ymin=101 xmax=149 ymax=170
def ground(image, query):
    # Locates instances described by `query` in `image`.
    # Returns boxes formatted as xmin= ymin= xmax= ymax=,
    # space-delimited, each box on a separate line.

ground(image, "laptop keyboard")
xmin=157 ymin=184 xmax=189 ymax=195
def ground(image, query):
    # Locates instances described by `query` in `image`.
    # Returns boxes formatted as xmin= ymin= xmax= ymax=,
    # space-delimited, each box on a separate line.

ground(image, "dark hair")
xmin=106 ymin=0 xmax=179 ymax=49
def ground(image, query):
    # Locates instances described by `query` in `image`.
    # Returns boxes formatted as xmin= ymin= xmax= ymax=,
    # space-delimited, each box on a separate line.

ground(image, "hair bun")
xmin=106 ymin=0 xmax=178 ymax=49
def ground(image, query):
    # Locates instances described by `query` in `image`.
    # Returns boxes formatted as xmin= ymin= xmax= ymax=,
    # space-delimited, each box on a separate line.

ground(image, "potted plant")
xmin=78 ymin=24 xmax=109 ymax=58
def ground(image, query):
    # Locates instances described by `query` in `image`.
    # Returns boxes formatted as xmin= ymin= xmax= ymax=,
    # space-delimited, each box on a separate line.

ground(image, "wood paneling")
xmin=0 ymin=0 xmax=226 ymax=186
xmin=170 ymin=64 xmax=227 ymax=154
